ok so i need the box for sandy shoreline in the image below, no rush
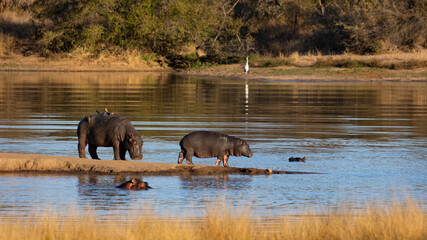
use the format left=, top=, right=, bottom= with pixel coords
left=181, top=63, right=427, bottom=82
left=1, top=53, right=426, bottom=82
left=0, top=153, right=320, bottom=175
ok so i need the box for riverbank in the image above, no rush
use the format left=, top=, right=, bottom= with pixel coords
left=183, top=51, right=427, bottom=82
left=1, top=52, right=426, bottom=81
left=0, top=153, right=320, bottom=175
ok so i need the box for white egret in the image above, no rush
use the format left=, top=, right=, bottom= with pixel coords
left=244, top=56, right=249, bottom=74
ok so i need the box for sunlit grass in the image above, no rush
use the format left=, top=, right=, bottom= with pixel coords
left=0, top=199, right=425, bottom=240
left=0, top=9, right=35, bottom=57
left=0, top=33, right=15, bottom=56
left=250, top=51, right=427, bottom=70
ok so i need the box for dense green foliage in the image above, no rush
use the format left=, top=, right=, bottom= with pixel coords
left=31, top=0, right=240, bottom=55
left=2, top=0, right=427, bottom=60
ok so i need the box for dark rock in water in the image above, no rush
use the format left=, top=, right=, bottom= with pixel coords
left=289, top=157, right=306, bottom=162
left=116, top=178, right=151, bottom=190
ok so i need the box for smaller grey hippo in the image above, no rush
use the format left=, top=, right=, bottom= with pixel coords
left=178, top=131, right=253, bottom=167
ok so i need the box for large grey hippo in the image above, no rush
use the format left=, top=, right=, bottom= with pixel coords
left=77, top=111, right=143, bottom=160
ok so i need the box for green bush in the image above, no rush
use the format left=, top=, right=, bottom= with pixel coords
left=1, top=0, right=422, bottom=63
left=31, top=0, right=246, bottom=57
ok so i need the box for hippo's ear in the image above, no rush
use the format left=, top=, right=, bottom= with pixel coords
left=241, top=140, right=246, bottom=145
left=127, top=132, right=134, bottom=139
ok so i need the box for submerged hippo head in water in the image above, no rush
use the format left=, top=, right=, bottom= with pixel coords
left=116, top=178, right=151, bottom=190
left=177, top=131, right=253, bottom=167
left=77, top=111, right=143, bottom=160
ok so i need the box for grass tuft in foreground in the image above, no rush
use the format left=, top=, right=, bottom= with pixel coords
left=0, top=199, right=425, bottom=240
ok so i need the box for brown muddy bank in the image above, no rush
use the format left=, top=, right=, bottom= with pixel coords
left=0, top=153, right=320, bottom=176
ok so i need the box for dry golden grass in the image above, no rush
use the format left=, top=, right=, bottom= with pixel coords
left=251, top=50, right=427, bottom=70
left=0, top=32, right=15, bottom=56
left=64, top=47, right=161, bottom=69
left=0, top=199, right=425, bottom=240
left=295, top=51, right=427, bottom=69
left=251, top=50, right=427, bottom=69
left=0, top=9, right=35, bottom=57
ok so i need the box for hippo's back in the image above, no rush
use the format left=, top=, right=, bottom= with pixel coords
left=180, top=131, right=228, bottom=146
left=79, top=113, right=132, bottom=145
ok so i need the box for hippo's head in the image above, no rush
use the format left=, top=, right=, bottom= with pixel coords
left=135, top=181, right=150, bottom=190
left=123, top=179, right=136, bottom=189
left=125, top=132, right=143, bottom=160
left=235, top=140, right=253, bottom=158
left=123, top=178, right=151, bottom=190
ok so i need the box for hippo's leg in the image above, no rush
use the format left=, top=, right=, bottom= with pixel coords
left=178, top=151, right=185, bottom=164
left=185, top=150, right=194, bottom=164
left=113, top=141, right=122, bottom=160
left=88, top=144, right=100, bottom=159
left=119, top=146, right=127, bottom=160
left=223, top=155, right=229, bottom=167
left=215, top=154, right=227, bottom=167
left=78, top=138, right=87, bottom=158
left=77, top=120, right=89, bottom=158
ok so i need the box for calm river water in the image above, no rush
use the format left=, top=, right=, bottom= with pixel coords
left=0, top=72, right=426, bottom=221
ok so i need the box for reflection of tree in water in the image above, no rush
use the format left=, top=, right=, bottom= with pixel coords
left=1, top=73, right=426, bottom=140
left=179, top=175, right=252, bottom=191
left=2, top=73, right=426, bottom=119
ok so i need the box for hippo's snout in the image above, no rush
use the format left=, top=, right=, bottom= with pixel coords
left=131, top=154, right=143, bottom=160
left=243, top=151, right=253, bottom=158
left=129, top=142, right=143, bottom=160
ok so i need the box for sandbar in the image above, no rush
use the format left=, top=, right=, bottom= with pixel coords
left=0, top=152, right=319, bottom=175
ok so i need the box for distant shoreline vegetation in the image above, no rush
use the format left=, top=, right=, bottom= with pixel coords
left=0, top=0, right=426, bottom=68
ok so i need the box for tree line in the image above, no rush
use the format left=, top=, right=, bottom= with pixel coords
left=2, top=0, right=427, bottom=60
